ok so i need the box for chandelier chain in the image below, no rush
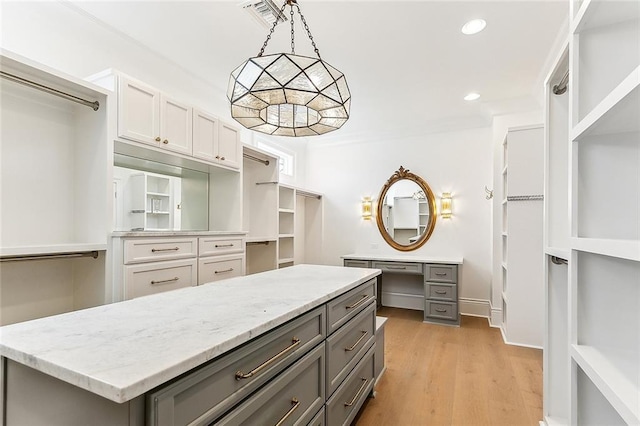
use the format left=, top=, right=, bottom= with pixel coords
left=257, top=1, right=288, bottom=57
left=294, top=3, right=321, bottom=58
left=290, top=6, right=295, bottom=54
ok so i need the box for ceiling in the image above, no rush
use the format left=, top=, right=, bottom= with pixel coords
left=68, top=0, right=568, bottom=139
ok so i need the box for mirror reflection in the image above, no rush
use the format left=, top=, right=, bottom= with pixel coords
left=113, top=154, right=209, bottom=231
left=376, top=166, right=436, bottom=251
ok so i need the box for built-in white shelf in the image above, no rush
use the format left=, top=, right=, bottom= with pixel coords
left=278, top=234, right=294, bottom=239
left=571, top=344, right=640, bottom=425
left=571, top=67, right=640, bottom=140
left=572, top=0, right=640, bottom=33
left=278, top=258, right=294, bottom=264
left=245, top=236, right=277, bottom=243
left=278, top=208, right=294, bottom=214
left=545, top=247, right=571, bottom=260
left=571, top=237, right=640, bottom=262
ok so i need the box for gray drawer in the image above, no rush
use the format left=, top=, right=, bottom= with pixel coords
left=326, top=302, right=376, bottom=396
left=425, top=264, right=458, bottom=283
left=325, top=345, right=375, bottom=426
left=425, top=300, right=458, bottom=321
left=343, top=259, right=371, bottom=268
left=214, top=343, right=325, bottom=426
left=147, top=306, right=326, bottom=426
left=372, top=261, right=422, bottom=275
left=308, top=407, right=325, bottom=426
left=327, top=279, right=376, bottom=335
left=425, top=283, right=457, bottom=302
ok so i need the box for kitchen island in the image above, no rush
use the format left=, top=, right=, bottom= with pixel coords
left=0, top=264, right=380, bottom=425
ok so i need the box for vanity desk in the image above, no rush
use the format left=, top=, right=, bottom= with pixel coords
left=342, top=254, right=463, bottom=326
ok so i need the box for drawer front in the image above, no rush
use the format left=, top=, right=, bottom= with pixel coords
left=327, top=279, right=376, bottom=335
left=326, top=302, right=376, bottom=396
left=425, top=283, right=457, bottom=302
left=198, top=237, right=244, bottom=257
left=326, top=345, right=375, bottom=426
left=425, top=264, right=458, bottom=283
left=308, top=407, right=325, bottom=426
left=198, top=256, right=243, bottom=285
left=125, top=258, right=196, bottom=300
left=343, top=259, right=371, bottom=268
left=215, top=343, right=325, bottom=426
left=123, top=237, right=197, bottom=264
left=371, top=261, right=422, bottom=275
left=147, top=307, right=326, bottom=426
left=425, top=300, right=458, bottom=321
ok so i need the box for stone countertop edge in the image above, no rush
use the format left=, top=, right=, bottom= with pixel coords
left=0, top=264, right=381, bottom=404
left=341, top=253, right=464, bottom=264
left=111, top=230, right=248, bottom=237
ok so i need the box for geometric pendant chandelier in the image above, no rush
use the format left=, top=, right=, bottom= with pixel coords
left=227, top=0, right=350, bottom=137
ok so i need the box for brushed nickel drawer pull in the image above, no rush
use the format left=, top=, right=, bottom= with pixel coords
left=151, top=277, right=179, bottom=285
left=235, top=337, right=301, bottom=380
left=387, top=266, right=407, bottom=270
left=435, top=308, right=447, bottom=313
left=346, top=294, right=369, bottom=310
left=151, top=247, right=179, bottom=253
left=344, top=378, right=368, bottom=407
left=274, top=398, right=300, bottom=426
left=435, top=290, right=448, bottom=295
left=214, top=268, right=234, bottom=274
left=345, top=331, right=368, bottom=351
left=435, top=272, right=447, bottom=276
left=214, top=243, right=234, bottom=248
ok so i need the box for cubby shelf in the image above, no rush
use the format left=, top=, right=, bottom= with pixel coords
left=572, top=0, right=640, bottom=34
left=571, top=344, right=640, bottom=425
left=571, top=237, right=640, bottom=262
left=544, top=246, right=571, bottom=260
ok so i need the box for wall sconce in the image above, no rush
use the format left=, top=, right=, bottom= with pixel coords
left=362, top=197, right=373, bottom=220
left=440, top=193, right=452, bottom=219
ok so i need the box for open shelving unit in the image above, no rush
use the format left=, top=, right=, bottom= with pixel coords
left=550, top=1, right=640, bottom=424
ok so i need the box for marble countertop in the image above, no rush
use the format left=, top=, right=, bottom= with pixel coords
left=111, top=230, right=248, bottom=237
left=0, top=264, right=380, bottom=404
left=342, top=253, right=463, bottom=264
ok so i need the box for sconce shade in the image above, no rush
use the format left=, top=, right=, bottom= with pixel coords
left=441, top=192, right=452, bottom=218
left=228, top=53, right=350, bottom=137
left=362, top=197, right=373, bottom=220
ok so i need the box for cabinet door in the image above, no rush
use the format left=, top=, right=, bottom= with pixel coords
left=160, top=95, right=192, bottom=156
left=118, top=76, right=160, bottom=146
left=192, top=109, right=218, bottom=162
left=217, top=122, right=241, bottom=170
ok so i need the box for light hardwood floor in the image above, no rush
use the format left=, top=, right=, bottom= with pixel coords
left=353, top=307, right=542, bottom=426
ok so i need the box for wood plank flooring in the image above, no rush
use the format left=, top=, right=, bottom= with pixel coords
left=353, top=307, right=542, bottom=426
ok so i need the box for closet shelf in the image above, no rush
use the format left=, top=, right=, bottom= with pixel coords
left=245, top=236, right=277, bottom=244
left=278, top=234, right=294, bottom=239
left=571, top=67, right=640, bottom=141
left=572, top=0, right=640, bottom=34
left=571, top=345, right=640, bottom=425
left=278, top=258, right=294, bottom=264
left=545, top=246, right=570, bottom=260
left=146, top=191, right=170, bottom=197
left=570, top=237, right=640, bottom=262
left=278, top=208, right=294, bottom=214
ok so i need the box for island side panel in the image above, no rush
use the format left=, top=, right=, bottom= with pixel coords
left=3, top=358, right=144, bottom=426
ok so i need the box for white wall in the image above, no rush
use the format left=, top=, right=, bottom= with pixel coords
left=305, top=127, right=494, bottom=308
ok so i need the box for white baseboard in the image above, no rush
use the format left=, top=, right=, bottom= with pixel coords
left=459, top=297, right=490, bottom=318
left=490, top=306, right=503, bottom=328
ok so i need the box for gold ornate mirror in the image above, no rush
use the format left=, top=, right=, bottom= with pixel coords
left=376, top=166, right=437, bottom=251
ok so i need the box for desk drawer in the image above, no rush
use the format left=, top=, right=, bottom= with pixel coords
left=326, top=345, right=375, bottom=426
left=327, top=279, right=376, bottom=335
left=425, top=300, right=458, bottom=321
left=124, top=237, right=197, bottom=264
left=372, top=261, right=422, bottom=275
left=199, top=237, right=243, bottom=257
left=124, top=258, right=196, bottom=300
left=326, top=302, right=376, bottom=396
left=198, top=255, right=243, bottom=285
left=215, top=343, right=325, bottom=426
left=425, top=283, right=457, bottom=302
left=147, top=307, right=326, bottom=426
left=343, top=259, right=371, bottom=268
left=425, top=264, right=458, bottom=283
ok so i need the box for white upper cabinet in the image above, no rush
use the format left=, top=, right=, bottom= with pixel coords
left=193, top=109, right=240, bottom=169
left=160, top=95, right=192, bottom=155
left=118, top=76, right=160, bottom=146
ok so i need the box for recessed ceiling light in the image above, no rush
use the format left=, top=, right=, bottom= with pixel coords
left=461, top=19, right=487, bottom=35
left=464, top=93, right=481, bottom=101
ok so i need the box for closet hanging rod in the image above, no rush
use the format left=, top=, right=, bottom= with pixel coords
left=1, top=71, right=100, bottom=111
left=246, top=241, right=270, bottom=246
left=507, top=195, right=544, bottom=201
left=0, top=250, right=100, bottom=263
left=551, top=256, right=568, bottom=265
left=297, top=191, right=321, bottom=200
left=553, top=69, right=569, bottom=95
left=243, top=153, right=270, bottom=166
left=255, top=181, right=278, bottom=185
